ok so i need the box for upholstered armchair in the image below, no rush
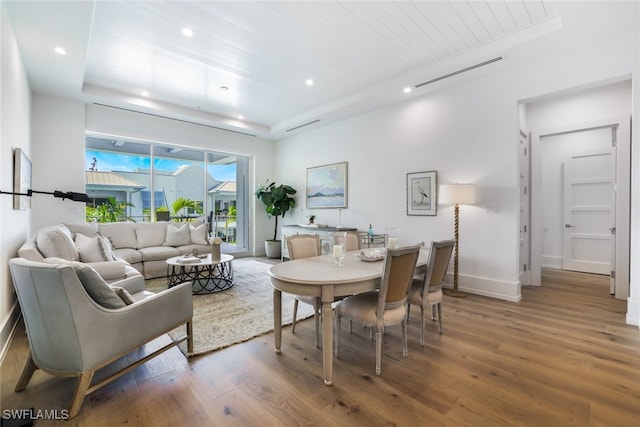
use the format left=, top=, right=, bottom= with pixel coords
left=8, top=258, right=193, bottom=418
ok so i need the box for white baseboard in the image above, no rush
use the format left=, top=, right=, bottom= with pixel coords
left=541, top=255, right=563, bottom=269
left=0, top=301, right=21, bottom=365
left=445, top=272, right=521, bottom=302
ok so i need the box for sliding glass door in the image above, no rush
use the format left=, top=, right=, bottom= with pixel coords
left=85, top=136, right=249, bottom=253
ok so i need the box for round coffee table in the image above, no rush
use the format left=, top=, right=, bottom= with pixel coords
left=166, top=254, right=234, bottom=294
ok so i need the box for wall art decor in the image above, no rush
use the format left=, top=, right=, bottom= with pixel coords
left=407, top=170, right=437, bottom=216
left=306, top=161, right=348, bottom=209
left=14, top=148, right=32, bottom=210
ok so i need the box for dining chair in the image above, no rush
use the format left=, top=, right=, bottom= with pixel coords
left=334, top=244, right=421, bottom=375
left=286, top=234, right=323, bottom=347
left=407, top=240, right=455, bottom=345
left=345, top=231, right=360, bottom=251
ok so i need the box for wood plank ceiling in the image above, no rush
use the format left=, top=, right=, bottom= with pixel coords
left=83, top=1, right=554, bottom=133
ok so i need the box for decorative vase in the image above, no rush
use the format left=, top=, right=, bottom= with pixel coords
left=211, top=243, right=221, bottom=261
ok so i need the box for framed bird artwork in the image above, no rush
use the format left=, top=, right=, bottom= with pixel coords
left=407, top=171, right=437, bottom=216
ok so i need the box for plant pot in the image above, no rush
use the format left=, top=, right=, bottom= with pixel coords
left=265, top=240, right=282, bottom=259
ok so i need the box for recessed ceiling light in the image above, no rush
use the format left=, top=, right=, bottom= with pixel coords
left=182, top=28, right=193, bottom=37
left=238, top=115, right=244, bottom=120
left=141, top=91, right=149, bottom=97
left=54, top=46, right=66, bottom=55
left=305, top=79, right=314, bottom=86
left=403, top=87, right=412, bottom=93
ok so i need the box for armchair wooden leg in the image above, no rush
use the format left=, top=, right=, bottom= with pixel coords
left=68, top=370, right=94, bottom=419
left=15, top=353, right=38, bottom=392
left=437, top=303, right=443, bottom=334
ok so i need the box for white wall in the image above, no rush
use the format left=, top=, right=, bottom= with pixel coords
left=30, top=94, right=87, bottom=231
left=275, top=28, right=639, bottom=305
left=526, top=81, right=632, bottom=268
left=1, top=3, right=32, bottom=357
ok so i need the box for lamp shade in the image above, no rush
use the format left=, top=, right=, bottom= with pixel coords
left=439, top=184, right=476, bottom=205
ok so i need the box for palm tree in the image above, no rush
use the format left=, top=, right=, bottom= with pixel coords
left=171, top=197, right=201, bottom=219
left=94, top=197, right=134, bottom=222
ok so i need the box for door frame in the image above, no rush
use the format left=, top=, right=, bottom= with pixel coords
left=530, top=115, right=630, bottom=299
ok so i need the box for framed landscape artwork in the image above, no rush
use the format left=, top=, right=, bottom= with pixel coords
left=407, top=170, right=437, bottom=216
left=13, top=148, right=32, bottom=210
left=306, top=162, right=348, bottom=209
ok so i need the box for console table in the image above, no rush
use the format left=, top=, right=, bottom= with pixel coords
left=281, top=225, right=385, bottom=260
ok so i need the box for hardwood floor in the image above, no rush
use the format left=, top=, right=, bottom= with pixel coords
left=2, top=268, right=639, bottom=426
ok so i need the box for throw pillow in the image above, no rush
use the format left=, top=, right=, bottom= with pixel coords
left=97, top=233, right=117, bottom=261
left=36, top=225, right=79, bottom=261
left=164, top=223, right=191, bottom=246
left=189, top=223, right=209, bottom=245
left=75, top=233, right=109, bottom=263
left=112, top=286, right=136, bottom=305
left=134, top=222, right=167, bottom=248
left=71, top=263, right=126, bottom=309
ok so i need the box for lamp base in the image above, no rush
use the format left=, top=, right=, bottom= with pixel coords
left=443, top=288, right=468, bottom=298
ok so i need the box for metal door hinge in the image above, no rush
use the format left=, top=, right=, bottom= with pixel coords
left=611, top=271, right=616, bottom=279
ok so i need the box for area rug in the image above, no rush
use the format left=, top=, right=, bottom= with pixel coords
left=145, top=258, right=315, bottom=357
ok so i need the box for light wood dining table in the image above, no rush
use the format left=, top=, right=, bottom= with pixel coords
left=268, top=247, right=430, bottom=385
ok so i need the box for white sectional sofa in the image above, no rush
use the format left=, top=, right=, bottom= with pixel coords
left=18, top=220, right=212, bottom=280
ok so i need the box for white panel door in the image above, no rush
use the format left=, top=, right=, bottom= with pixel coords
left=562, top=150, right=613, bottom=275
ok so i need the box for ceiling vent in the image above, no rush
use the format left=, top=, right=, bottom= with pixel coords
left=286, top=119, right=321, bottom=132
left=414, top=56, right=503, bottom=88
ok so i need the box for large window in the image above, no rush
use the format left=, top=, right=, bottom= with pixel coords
left=85, top=136, right=249, bottom=253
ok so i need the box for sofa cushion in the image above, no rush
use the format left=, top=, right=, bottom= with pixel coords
left=189, top=223, right=209, bottom=245
left=44, top=257, right=128, bottom=282
left=112, top=248, right=143, bottom=265
left=134, top=222, right=167, bottom=248
left=164, top=223, right=191, bottom=246
left=75, top=233, right=109, bottom=263
left=99, top=222, right=137, bottom=249
left=36, top=225, right=79, bottom=261
left=18, top=238, right=45, bottom=262
left=138, top=246, right=180, bottom=262
left=71, top=262, right=126, bottom=309
left=64, top=222, right=99, bottom=239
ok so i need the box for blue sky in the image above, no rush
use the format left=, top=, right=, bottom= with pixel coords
left=86, top=150, right=236, bottom=182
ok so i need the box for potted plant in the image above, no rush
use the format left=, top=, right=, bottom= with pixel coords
left=255, top=180, right=297, bottom=258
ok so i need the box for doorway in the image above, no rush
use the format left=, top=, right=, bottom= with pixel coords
left=529, top=116, right=630, bottom=299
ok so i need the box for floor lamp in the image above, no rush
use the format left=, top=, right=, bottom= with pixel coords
left=439, top=184, right=476, bottom=297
